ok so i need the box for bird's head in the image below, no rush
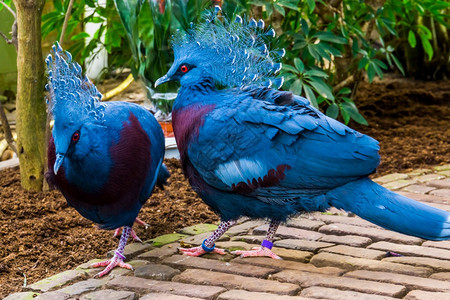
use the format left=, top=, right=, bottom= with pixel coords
left=155, top=6, right=285, bottom=90
left=46, top=42, right=106, bottom=175
left=51, top=120, right=105, bottom=175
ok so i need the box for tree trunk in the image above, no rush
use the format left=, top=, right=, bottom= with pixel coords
left=12, top=0, right=47, bottom=191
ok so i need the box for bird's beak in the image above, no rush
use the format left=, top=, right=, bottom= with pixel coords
left=54, top=153, right=65, bottom=175
left=155, top=75, right=170, bottom=88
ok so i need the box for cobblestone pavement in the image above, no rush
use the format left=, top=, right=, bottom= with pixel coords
left=5, top=165, right=450, bottom=300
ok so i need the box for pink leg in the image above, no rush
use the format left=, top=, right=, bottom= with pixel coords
left=134, top=217, right=150, bottom=229
left=113, top=217, right=149, bottom=240
left=232, top=220, right=282, bottom=259
left=179, top=220, right=236, bottom=257
left=91, top=226, right=134, bottom=277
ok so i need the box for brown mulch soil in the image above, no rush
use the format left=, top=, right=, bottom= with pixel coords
left=0, top=79, right=449, bottom=298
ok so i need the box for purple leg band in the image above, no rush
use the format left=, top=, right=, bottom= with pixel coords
left=115, top=251, right=126, bottom=260
left=261, top=239, right=273, bottom=249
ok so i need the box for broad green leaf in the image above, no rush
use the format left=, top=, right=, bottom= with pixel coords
left=278, top=0, right=299, bottom=10
left=367, top=63, right=376, bottom=83
left=326, top=103, right=339, bottom=119
left=290, top=79, right=303, bottom=95
left=358, top=57, right=369, bottom=70
left=71, top=32, right=90, bottom=41
left=308, top=77, right=334, bottom=100
left=307, top=44, right=322, bottom=61
left=283, top=64, right=300, bottom=74
left=337, top=87, right=352, bottom=95
left=306, top=0, right=315, bottom=13
left=301, top=19, right=309, bottom=36
left=371, top=61, right=384, bottom=79
left=304, top=69, right=329, bottom=78
left=341, top=102, right=368, bottom=125
left=313, top=32, right=347, bottom=44
left=418, top=25, right=432, bottom=39
left=339, top=104, right=350, bottom=124
left=294, top=58, right=305, bottom=73
left=391, top=54, right=405, bottom=75
left=408, top=30, right=416, bottom=48
left=373, top=59, right=388, bottom=70
left=274, top=3, right=285, bottom=16
left=420, top=37, right=433, bottom=60
left=304, top=85, right=318, bottom=108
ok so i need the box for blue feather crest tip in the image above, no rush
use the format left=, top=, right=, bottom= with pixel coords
left=46, top=42, right=105, bottom=122
left=171, top=8, right=285, bottom=89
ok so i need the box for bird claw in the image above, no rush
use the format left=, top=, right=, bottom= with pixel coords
left=134, top=217, right=150, bottom=229
left=232, top=247, right=282, bottom=260
left=91, top=257, right=134, bottom=278
left=178, top=246, right=227, bottom=257
left=129, top=229, right=143, bottom=243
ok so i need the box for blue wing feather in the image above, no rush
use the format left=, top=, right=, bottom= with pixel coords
left=187, top=87, right=380, bottom=205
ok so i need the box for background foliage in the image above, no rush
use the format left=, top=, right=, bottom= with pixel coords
left=40, top=0, right=450, bottom=124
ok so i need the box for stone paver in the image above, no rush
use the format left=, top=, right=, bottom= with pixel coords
left=134, top=263, right=180, bottom=280
left=383, top=179, right=416, bottom=190
left=5, top=166, right=450, bottom=300
left=319, top=234, right=373, bottom=247
left=345, top=270, right=450, bottom=292
left=383, top=256, right=450, bottom=272
left=107, top=276, right=226, bottom=299
left=319, top=223, right=423, bottom=245
left=232, top=256, right=345, bottom=275
left=173, top=269, right=300, bottom=295
left=430, top=189, right=450, bottom=198
left=272, top=270, right=406, bottom=297
left=253, top=224, right=324, bottom=240
left=401, top=184, right=436, bottom=194
left=416, top=174, right=446, bottom=183
left=138, top=243, right=178, bottom=261
left=179, top=223, right=218, bottom=235
left=434, top=164, right=450, bottom=171
left=368, top=241, right=450, bottom=260
left=163, top=254, right=276, bottom=277
left=217, top=290, right=309, bottom=300
left=80, top=289, right=136, bottom=300
left=300, top=286, right=397, bottom=300
left=430, top=272, right=450, bottom=281
left=146, top=233, right=187, bottom=247
left=140, top=293, right=202, bottom=300
left=404, top=290, right=450, bottom=300
left=274, top=238, right=334, bottom=252
left=311, top=252, right=432, bottom=276
left=311, top=213, right=380, bottom=228
left=57, top=278, right=108, bottom=296
left=426, top=177, right=450, bottom=188
left=320, top=244, right=386, bottom=260
left=285, top=218, right=325, bottom=231
left=374, top=173, right=409, bottom=184
left=27, top=269, right=88, bottom=292
left=4, top=292, right=41, bottom=300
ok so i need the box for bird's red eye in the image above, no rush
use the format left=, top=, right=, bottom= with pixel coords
left=72, top=132, right=80, bottom=142
left=180, top=65, right=189, bottom=73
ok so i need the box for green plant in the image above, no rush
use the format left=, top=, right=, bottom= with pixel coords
left=42, top=0, right=131, bottom=72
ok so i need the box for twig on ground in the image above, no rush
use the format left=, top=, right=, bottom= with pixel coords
left=0, top=101, right=17, bottom=155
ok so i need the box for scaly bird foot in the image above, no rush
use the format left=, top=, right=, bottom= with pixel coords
left=113, top=228, right=143, bottom=243
left=232, top=247, right=282, bottom=259
left=179, top=245, right=227, bottom=257
left=91, top=255, right=133, bottom=278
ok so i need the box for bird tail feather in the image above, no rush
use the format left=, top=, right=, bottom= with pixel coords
left=156, top=163, right=170, bottom=189
left=326, top=177, right=450, bottom=240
